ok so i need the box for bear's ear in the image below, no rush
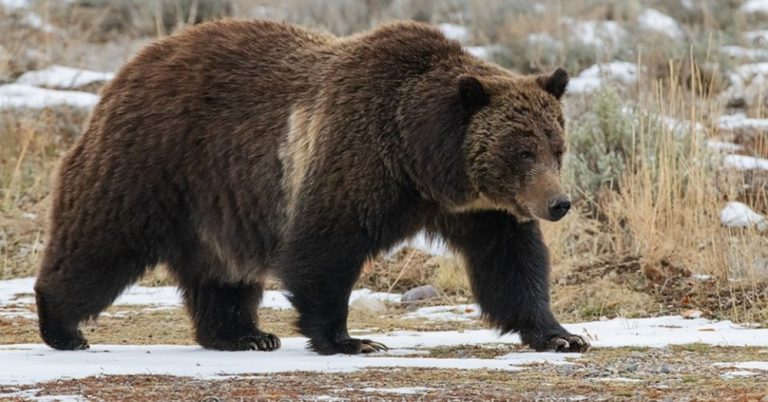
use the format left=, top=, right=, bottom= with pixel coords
left=457, top=75, right=489, bottom=111
left=536, top=67, right=569, bottom=100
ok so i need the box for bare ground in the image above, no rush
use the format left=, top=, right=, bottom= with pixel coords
left=0, top=346, right=767, bottom=401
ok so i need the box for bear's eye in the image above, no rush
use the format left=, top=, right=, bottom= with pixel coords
left=518, top=151, right=535, bottom=161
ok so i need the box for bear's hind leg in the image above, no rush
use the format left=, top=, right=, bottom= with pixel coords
left=181, top=280, right=280, bottom=351
left=35, top=249, right=148, bottom=350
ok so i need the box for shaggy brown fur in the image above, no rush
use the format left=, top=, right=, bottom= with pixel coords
left=35, top=19, right=588, bottom=354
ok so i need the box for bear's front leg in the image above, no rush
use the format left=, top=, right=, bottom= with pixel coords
left=435, top=211, right=590, bottom=353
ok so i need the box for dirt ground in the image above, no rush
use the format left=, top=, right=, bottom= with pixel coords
left=2, top=301, right=768, bottom=401
left=0, top=346, right=767, bottom=401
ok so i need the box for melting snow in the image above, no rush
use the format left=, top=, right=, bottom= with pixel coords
left=742, top=0, right=768, bottom=14
left=0, top=84, right=99, bottom=109
left=403, top=304, right=481, bottom=322
left=723, top=154, right=768, bottom=171
left=568, top=62, right=638, bottom=94
left=1, top=316, right=768, bottom=385
left=17, top=65, right=114, bottom=89
left=465, top=45, right=502, bottom=61
left=0, top=342, right=566, bottom=385
left=437, top=23, right=469, bottom=43
left=717, top=113, right=768, bottom=131
left=637, top=9, right=684, bottom=40
left=0, top=277, right=401, bottom=313
left=0, top=0, right=30, bottom=11
left=720, top=201, right=768, bottom=231
left=0, top=389, right=87, bottom=401
left=564, top=19, right=627, bottom=50
left=707, top=140, right=743, bottom=152
left=527, top=32, right=560, bottom=48
left=721, top=46, right=768, bottom=59
left=21, top=12, right=60, bottom=34
left=714, top=361, right=768, bottom=371
left=745, top=30, right=768, bottom=46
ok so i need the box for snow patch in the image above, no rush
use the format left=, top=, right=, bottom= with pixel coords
left=718, top=113, right=768, bottom=131
left=0, top=389, right=87, bottom=401
left=720, top=370, right=758, bottom=378
left=721, top=46, right=768, bottom=59
left=403, top=304, right=481, bottom=322
left=0, top=0, right=30, bottom=11
left=742, top=0, right=768, bottom=14
left=722, top=64, right=768, bottom=106
left=568, top=62, right=639, bottom=94
left=0, top=342, right=563, bottom=385
left=0, top=84, right=99, bottom=109
left=707, top=140, right=743, bottom=152
left=723, top=154, right=768, bottom=171
left=745, top=30, right=768, bottom=46
left=2, top=316, right=768, bottom=385
left=17, top=65, right=114, bottom=89
left=564, top=19, right=627, bottom=50
left=438, top=23, right=469, bottom=43
left=714, top=361, right=768, bottom=372
left=720, top=201, right=768, bottom=231
left=0, top=277, right=400, bottom=312
left=22, top=13, right=58, bottom=34
left=638, top=9, right=684, bottom=40
left=527, top=32, right=560, bottom=48
left=465, top=45, right=502, bottom=61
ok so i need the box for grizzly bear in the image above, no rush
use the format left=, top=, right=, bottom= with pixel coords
left=34, top=19, right=589, bottom=355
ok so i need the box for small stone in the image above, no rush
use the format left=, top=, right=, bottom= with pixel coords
left=660, top=364, right=674, bottom=374
left=349, top=296, right=387, bottom=313
left=401, top=285, right=439, bottom=304
left=624, top=363, right=638, bottom=372
left=681, top=309, right=703, bottom=319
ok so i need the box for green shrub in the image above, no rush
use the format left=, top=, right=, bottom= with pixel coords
left=566, top=86, right=634, bottom=207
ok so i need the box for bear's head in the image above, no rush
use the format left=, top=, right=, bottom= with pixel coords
left=458, top=68, right=570, bottom=222
left=399, top=67, right=571, bottom=222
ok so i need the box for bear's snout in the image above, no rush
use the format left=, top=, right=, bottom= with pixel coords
left=547, top=195, right=571, bottom=221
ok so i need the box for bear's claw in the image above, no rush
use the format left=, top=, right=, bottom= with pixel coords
left=246, top=332, right=281, bottom=351
left=358, top=339, right=389, bottom=353
left=314, top=338, right=389, bottom=355
left=549, top=334, right=590, bottom=353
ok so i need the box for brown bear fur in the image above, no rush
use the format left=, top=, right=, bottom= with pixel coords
left=35, top=19, right=588, bottom=354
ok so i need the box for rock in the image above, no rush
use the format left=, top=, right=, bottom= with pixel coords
left=681, top=309, right=703, bottom=319
left=349, top=296, right=387, bottom=313
left=401, top=285, right=439, bottom=304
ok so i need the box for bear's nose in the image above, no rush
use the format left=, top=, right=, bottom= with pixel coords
left=548, top=196, right=571, bottom=221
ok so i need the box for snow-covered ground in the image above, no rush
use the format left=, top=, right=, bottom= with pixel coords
left=1, top=315, right=768, bottom=385
left=3, top=277, right=768, bottom=386
left=742, top=0, right=768, bottom=14
left=565, top=19, right=627, bottom=50
left=637, top=8, right=684, bottom=40
left=568, top=61, right=639, bottom=94
left=0, top=277, right=401, bottom=316
left=0, top=65, right=114, bottom=110
left=16, top=65, right=114, bottom=89
left=0, top=84, right=99, bottom=109
left=720, top=201, right=768, bottom=231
